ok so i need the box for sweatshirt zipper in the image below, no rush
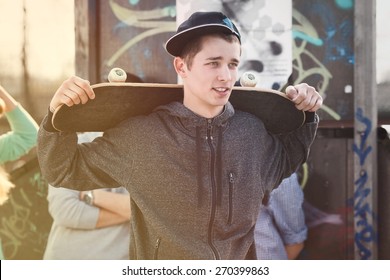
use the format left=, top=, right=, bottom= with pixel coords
left=228, top=172, right=234, bottom=225
left=153, top=238, right=161, bottom=260
left=206, top=119, right=220, bottom=260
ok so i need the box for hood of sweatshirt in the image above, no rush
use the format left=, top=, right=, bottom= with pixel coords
left=154, top=101, right=235, bottom=134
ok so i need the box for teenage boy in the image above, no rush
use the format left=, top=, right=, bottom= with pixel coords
left=38, top=11, right=322, bottom=259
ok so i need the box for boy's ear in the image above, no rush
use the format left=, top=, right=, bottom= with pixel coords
left=174, top=57, right=187, bottom=78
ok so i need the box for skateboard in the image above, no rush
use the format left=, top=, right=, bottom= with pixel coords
left=52, top=83, right=305, bottom=134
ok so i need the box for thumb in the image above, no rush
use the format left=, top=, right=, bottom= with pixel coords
left=285, top=85, right=298, bottom=101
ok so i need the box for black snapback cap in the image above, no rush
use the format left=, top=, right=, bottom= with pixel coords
left=165, top=11, right=241, bottom=57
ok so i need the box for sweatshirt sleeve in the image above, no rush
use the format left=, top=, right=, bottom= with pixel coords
left=0, top=105, right=39, bottom=164
left=265, top=113, right=319, bottom=195
left=37, top=114, right=124, bottom=191
left=47, top=185, right=99, bottom=229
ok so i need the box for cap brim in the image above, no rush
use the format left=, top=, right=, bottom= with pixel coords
left=165, top=24, right=240, bottom=57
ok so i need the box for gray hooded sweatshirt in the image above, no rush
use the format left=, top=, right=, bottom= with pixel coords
left=38, top=101, right=318, bottom=260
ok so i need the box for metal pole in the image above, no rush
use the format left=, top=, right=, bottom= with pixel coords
left=74, top=0, right=98, bottom=83
left=353, top=0, right=377, bottom=259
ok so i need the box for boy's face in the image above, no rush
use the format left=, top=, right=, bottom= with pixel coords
left=176, top=35, right=241, bottom=118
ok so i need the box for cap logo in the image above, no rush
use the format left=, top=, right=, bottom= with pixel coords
left=223, top=18, right=234, bottom=30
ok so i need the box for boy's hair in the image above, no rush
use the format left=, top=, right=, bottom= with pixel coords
left=180, top=33, right=241, bottom=70
left=0, top=166, right=15, bottom=205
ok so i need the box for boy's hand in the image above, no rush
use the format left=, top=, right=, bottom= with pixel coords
left=285, top=83, right=323, bottom=112
left=49, top=76, right=95, bottom=113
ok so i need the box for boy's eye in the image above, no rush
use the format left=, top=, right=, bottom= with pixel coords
left=229, top=63, right=238, bottom=68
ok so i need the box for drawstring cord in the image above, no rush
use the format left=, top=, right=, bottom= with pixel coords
left=216, top=128, right=223, bottom=206
left=196, top=126, right=204, bottom=206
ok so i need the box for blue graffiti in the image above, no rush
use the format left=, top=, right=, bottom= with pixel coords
left=292, top=31, right=324, bottom=46
left=352, top=107, right=376, bottom=260
left=352, top=108, right=372, bottom=165
left=296, top=0, right=354, bottom=65
left=335, top=0, right=354, bottom=10
left=128, top=0, right=139, bottom=5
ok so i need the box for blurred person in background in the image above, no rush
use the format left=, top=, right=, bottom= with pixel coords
left=0, top=84, right=39, bottom=260
left=43, top=132, right=131, bottom=260
left=255, top=172, right=307, bottom=259
left=0, top=84, right=38, bottom=164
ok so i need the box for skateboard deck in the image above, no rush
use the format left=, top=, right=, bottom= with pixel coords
left=52, top=83, right=305, bottom=134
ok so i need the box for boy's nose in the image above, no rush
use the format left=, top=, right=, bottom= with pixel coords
left=217, top=65, right=232, bottom=81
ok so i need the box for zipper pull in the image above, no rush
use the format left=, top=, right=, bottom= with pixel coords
left=207, top=119, right=213, bottom=130
left=229, top=172, right=234, bottom=183
left=207, top=119, right=213, bottom=140
left=155, top=238, right=161, bottom=248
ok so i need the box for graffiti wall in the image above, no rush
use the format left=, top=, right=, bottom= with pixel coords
left=292, top=0, right=386, bottom=260
left=292, top=0, right=355, bottom=259
left=0, top=157, right=52, bottom=260
left=96, top=0, right=293, bottom=88
left=352, top=108, right=377, bottom=259
left=96, top=0, right=355, bottom=120
left=98, top=0, right=177, bottom=83
left=292, top=0, right=354, bottom=122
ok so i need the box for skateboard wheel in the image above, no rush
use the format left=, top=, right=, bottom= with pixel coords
left=240, top=72, right=258, bottom=87
left=108, top=68, right=127, bottom=83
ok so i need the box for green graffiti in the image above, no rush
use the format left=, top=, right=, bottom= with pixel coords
left=0, top=189, right=47, bottom=259
left=29, top=172, right=47, bottom=198
left=293, top=8, right=341, bottom=121
left=106, top=0, right=176, bottom=67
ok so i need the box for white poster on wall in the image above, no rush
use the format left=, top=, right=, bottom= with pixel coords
left=176, top=0, right=292, bottom=90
